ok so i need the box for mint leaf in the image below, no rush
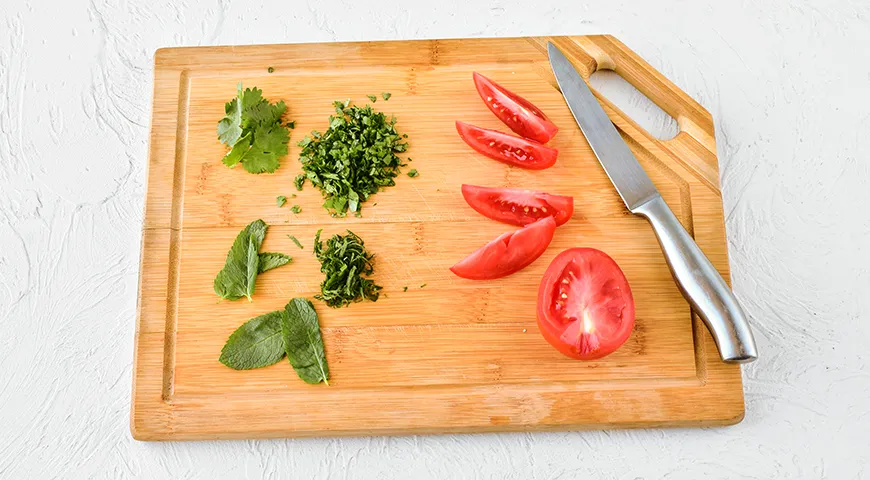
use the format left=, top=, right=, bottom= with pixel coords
left=290, top=204, right=302, bottom=214
left=258, top=252, right=291, bottom=273
left=407, top=169, right=419, bottom=178
left=282, top=298, right=329, bottom=384
left=219, top=310, right=285, bottom=370
left=245, top=235, right=259, bottom=302
left=276, top=195, right=287, bottom=207
left=287, top=235, right=304, bottom=249
left=367, top=94, right=377, bottom=103
left=314, top=229, right=381, bottom=308
left=382, top=92, right=391, bottom=101
left=214, top=220, right=268, bottom=301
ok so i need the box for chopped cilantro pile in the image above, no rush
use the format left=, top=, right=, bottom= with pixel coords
left=297, top=100, right=409, bottom=217
left=313, top=229, right=382, bottom=308
left=217, top=83, right=290, bottom=174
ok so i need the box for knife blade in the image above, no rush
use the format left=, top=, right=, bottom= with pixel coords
left=547, top=42, right=758, bottom=363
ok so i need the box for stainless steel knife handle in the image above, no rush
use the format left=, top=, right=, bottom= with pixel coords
left=633, top=195, right=758, bottom=363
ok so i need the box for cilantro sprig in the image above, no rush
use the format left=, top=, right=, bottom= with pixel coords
left=217, top=83, right=290, bottom=174
left=297, top=100, right=408, bottom=217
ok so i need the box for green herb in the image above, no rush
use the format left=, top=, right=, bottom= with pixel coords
left=217, top=83, right=290, bottom=174
left=294, top=174, right=305, bottom=191
left=367, top=94, right=377, bottom=103
left=213, top=220, right=266, bottom=301
left=313, top=229, right=381, bottom=308
left=291, top=205, right=302, bottom=214
left=407, top=169, right=419, bottom=178
left=219, top=298, right=331, bottom=385
left=287, top=235, right=304, bottom=249
left=291, top=194, right=297, bottom=198
left=297, top=101, right=409, bottom=216
left=258, top=252, right=292, bottom=273
left=219, top=310, right=285, bottom=369
left=382, top=92, right=391, bottom=101
left=268, top=67, right=274, bottom=73
left=403, top=286, right=408, bottom=292
left=407, top=157, right=413, bottom=162
left=213, top=220, right=290, bottom=301
left=276, top=195, right=287, bottom=207
left=282, top=298, right=330, bottom=384
left=287, top=121, right=295, bottom=129
left=420, top=283, right=427, bottom=288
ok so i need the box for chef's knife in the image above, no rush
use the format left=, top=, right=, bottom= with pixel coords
left=547, top=42, right=757, bottom=363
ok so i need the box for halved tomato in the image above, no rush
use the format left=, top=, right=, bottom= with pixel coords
left=473, top=72, right=559, bottom=143
left=461, top=184, right=574, bottom=227
left=456, top=122, right=558, bottom=170
left=450, top=217, right=556, bottom=280
left=537, top=248, right=635, bottom=360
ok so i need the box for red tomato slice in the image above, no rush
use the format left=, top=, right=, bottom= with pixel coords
left=537, top=248, right=635, bottom=360
left=473, top=72, right=559, bottom=143
left=450, top=217, right=556, bottom=280
left=461, top=184, right=574, bottom=227
left=456, top=121, right=558, bottom=170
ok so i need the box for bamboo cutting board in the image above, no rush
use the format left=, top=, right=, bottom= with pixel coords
left=131, top=35, right=744, bottom=441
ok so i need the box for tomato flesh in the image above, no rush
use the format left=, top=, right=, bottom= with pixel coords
left=461, top=184, right=573, bottom=227
left=450, top=217, right=556, bottom=280
left=473, top=72, right=559, bottom=144
left=456, top=121, right=558, bottom=170
left=537, top=248, right=635, bottom=360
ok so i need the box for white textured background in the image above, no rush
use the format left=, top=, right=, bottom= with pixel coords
left=1, top=0, right=869, bottom=478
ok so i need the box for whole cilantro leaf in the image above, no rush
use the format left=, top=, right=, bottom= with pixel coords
left=217, top=83, right=291, bottom=174
left=240, top=123, right=290, bottom=174
left=258, top=252, right=292, bottom=273
left=221, top=132, right=252, bottom=168
left=213, top=220, right=268, bottom=301
left=282, top=298, right=329, bottom=384
left=244, top=98, right=287, bottom=130
left=219, top=310, right=286, bottom=370
left=217, top=97, right=243, bottom=146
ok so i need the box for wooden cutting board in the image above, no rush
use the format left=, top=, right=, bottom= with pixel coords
left=131, top=35, right=743, bottom=441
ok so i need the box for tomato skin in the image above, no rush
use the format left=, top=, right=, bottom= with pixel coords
left=537, top=248, right=635, bottom=360
left=461, top=184, right=574, bottom=227
left=473, top=72, right=559, bottom=143
left=450, top=217, right=557, bottom=280
left=456, top=122, right=558, bottom=170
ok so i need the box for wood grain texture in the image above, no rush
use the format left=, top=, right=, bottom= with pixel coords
left=131, top=35, right=743, bottom=441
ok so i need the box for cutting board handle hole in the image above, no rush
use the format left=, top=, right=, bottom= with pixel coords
left=589, top=70, right=679, bottom=141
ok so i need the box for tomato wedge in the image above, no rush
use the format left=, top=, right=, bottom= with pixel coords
left=461, top=184, right=574, bottom=227
left=450, top=217, right=556, bottom=280
left=537, top=248, right=635, bottom=360
left=473, top=72, right=559, bottom=143
left=456, top=122, right=558, bottom=170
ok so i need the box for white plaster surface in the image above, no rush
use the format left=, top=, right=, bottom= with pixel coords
left=1, top=0, right=869, bottom=478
